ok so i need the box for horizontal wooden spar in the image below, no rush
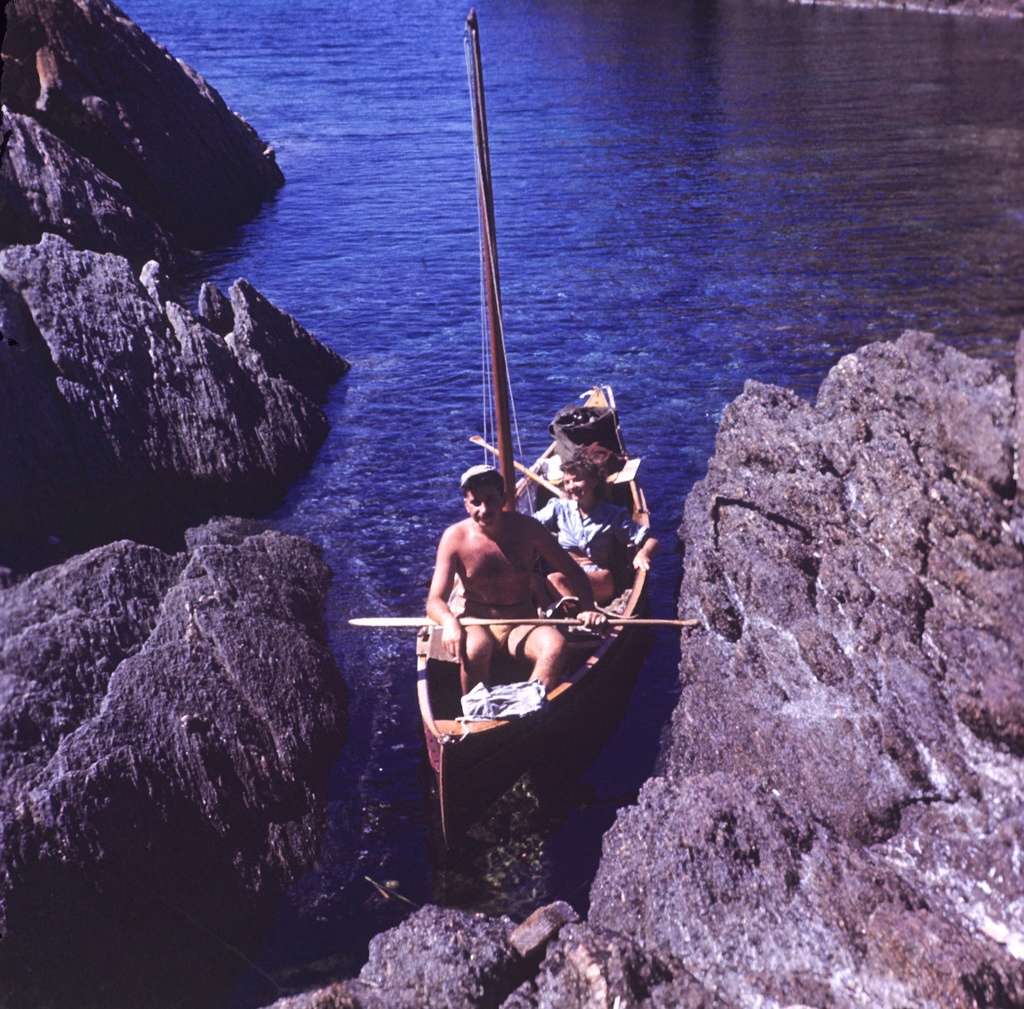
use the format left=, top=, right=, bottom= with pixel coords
left=349, top=616, right=700, bottom=629
left=468, top=434, right=642, bottom=490
left=468, top=434, right=565, bottom=498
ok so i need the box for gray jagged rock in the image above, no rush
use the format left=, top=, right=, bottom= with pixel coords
left=591, top=773, right=1023, bottom=1008
left=198, top=279, right=235, bottom=336
left=358, top=906, right=525, bottom=1008
left=502, top=923, right=728, bottom=1009
left=262, top=907, right=529, bottom=1009
left=262, top=907, right=725, bottom=1009
left=584, top=331, right=1024, bottom=1007
left=227, top=278, right=346, bottom=404
left=0, top=108, right=179, bottom=266
left=0, top=517, right=346, bottom=1008
left=0, top=234, right=349, bottom=568
left=1, top=0, right=284, bottom=247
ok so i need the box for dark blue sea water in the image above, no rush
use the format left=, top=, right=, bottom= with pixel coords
left=121, top=0, right=1024, bottom=1000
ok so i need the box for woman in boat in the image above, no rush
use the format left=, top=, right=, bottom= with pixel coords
left=534, top=444, right=658, bottom=607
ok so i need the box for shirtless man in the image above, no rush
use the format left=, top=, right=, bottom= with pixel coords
left=426, top=465, right=606, bottom=695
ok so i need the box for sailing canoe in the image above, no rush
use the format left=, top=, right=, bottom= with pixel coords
left=417, top=386, right=651, bottom=846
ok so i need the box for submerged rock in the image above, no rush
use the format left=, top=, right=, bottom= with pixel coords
left=587, top=331, right=1024, bottom=1007
left=0, top=233, right=349, bottom=568
left=0, top=518, right=346, bottom=1007
left=1, top=0, right=284, bottom=247
left=0, top=109, right=178, bottom=266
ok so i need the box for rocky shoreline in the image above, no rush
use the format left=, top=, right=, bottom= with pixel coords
left=1, top=2, right=350, bottom=1006
left=267, top=332, right=1023, bottom=1009
left=583, top=331, right=1024, bottom=1008
left=0, top=519, right=347, bottom=1008
left=2, top=1, right=1023, bottom=1008
left=1, top=1, right=351, bottom=574
left=0, top=234, right=348, bottom=568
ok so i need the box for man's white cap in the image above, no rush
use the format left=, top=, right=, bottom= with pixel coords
left=460, top=463, right=503, bottom=490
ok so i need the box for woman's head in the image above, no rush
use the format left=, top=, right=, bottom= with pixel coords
left=561, top=444, right=623, bottom=501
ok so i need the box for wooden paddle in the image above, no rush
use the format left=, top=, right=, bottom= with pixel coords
left=350, top=616, right=700, bottom=628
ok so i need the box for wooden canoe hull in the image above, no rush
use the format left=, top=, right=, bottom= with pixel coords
left=423, top=615, right=648, bottom=845
left=418, top=385, right=652, bottom=846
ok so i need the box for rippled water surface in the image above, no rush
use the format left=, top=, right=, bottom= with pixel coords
left=121, top=0, right=1024, bottom=999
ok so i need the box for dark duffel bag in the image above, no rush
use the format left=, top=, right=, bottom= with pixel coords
left=549, top=404, right=619, bottom=459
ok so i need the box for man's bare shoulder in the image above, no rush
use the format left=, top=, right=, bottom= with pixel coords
left=438, top=518, right=474, bottom=549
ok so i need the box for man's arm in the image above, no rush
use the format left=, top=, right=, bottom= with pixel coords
left=426, top=527, right=463, bottom=659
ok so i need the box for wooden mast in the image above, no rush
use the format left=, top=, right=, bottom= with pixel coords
left=466, top=8, right=515, bottom=510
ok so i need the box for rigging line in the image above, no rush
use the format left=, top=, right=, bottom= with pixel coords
left=466, top=29, right=493, bottom=459
left=475, top=151, right=508, bottom=446
left=480, top=213, right=495, bottom=456
left=481, top=248, right=493, bottom=456
left=504, top=354, right=534, bottom=513
left=465, top=19, right=528, bottom=507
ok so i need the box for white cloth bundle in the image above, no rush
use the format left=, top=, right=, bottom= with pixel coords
left=460, top=679, right=546, bottom=721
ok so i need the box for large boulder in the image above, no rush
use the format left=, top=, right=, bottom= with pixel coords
left=503, top=922, right=728, bottom=1009
left=0, top=234, right=349, bottom=568
left=260, top=905, right=728, bottom=1009
left=585, top=332, right=1024, bottom=1007
left=0, top=518, right=346, bottom=1008
left=1, top=0, right=284, bottom=247
left=0, top=108, right=178, bottom=266
left=263, top=906, right=532, bottom=1009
